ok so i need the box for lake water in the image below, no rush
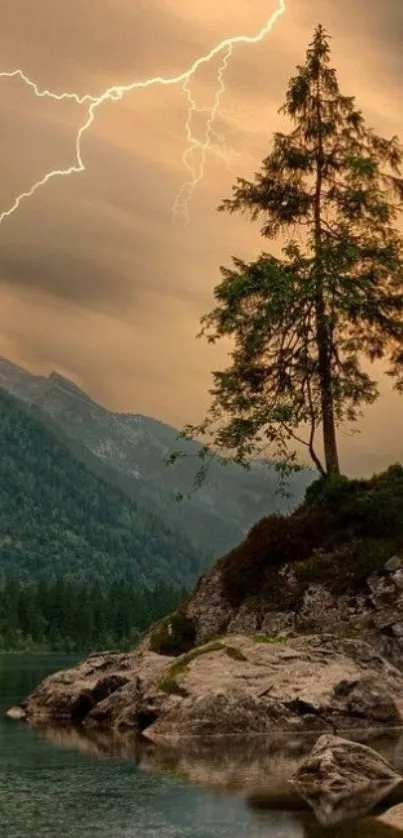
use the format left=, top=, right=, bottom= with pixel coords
left=1, top=654, right=403, bottom=838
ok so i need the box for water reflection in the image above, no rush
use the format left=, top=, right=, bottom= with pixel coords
left=32, top=724, right=403, bottom=789
left=30, top=725, right=322, bottom=790
left=4, top=721, right=403, bottom=838
left=31, top=723, right=403, bottom=833
left=3, top=654, right=403, bottom=838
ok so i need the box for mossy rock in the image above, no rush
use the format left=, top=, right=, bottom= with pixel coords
left=159, top=640, right=226, bottom=693
left=157, top=677, right=188, bottom=696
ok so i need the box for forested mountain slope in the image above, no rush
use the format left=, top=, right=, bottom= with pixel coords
left=0, top=389, right=202, bottom=589
left=0, top=356, right=314, bottom=555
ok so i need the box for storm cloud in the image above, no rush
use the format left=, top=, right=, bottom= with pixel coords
left=0, top=0, right=402, bottom=475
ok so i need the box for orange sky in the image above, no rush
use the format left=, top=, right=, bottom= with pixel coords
left=0, top=0, right=402, bottom=475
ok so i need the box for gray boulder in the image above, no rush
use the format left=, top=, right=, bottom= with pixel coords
left=292, top=734, right=403, bottom=826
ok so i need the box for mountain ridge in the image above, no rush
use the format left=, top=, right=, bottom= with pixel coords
left=0, top=355, right=314, bottom=556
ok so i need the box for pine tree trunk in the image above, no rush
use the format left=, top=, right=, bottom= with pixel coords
left=314, top=72, right=340, bottom=478
left=315, top=295, right=340, bottom=476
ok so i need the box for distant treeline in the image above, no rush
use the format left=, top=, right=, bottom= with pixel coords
left=0, top=577, right=185, bottom=652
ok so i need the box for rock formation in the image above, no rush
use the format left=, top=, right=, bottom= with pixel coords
left=174, top=556, right=403, bottom=668
left=292, top=734, right=403, bottom=826
left=9, top=634, right=403, bottom=742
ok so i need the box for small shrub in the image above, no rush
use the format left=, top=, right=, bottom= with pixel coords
left=150, top=611, right=196, bottom=656
left=218, top=465, right=403, bottom=610
left=218, top=507, right=327, bottom=606
left=294, top=539, right=399, bottom=595
left=304, top=473, right=358, bottom=507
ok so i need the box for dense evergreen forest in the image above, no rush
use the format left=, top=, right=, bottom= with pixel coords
left=0, top=388, right=197, bottom=651
left=0, top=577, right=184, bottom=652
left=0, top=388, right=203, bottom=590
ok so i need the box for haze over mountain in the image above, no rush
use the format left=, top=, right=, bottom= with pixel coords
left=0, top=355, right=313, bottom=557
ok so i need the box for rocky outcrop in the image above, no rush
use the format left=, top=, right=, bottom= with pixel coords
left=292, top=734, right=403, bottom=826
left=9, top=555, right=403, bottom=744
left=11, top=634, right=403, bottom=741
left=177, top=556, right=403, bottom=667
left=17, top=648, right=171, bottom=729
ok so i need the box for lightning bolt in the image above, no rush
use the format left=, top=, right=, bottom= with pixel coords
left=0, top=1, right=286, bottom=228
left=173, top=46, right=234, bottom=225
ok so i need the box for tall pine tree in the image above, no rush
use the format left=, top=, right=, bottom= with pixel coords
left=184, top=25, right=403, bottom=477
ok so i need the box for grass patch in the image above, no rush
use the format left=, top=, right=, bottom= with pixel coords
left=172, top=640, right=225, bottom=670
left=157, top=677, right=188, bottom=696
left=252, top=634, right=287, bottom=644
left=159, top=640, right=226, bottom=693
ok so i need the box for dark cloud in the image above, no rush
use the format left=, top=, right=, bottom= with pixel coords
left=0, top=0, right=402, bottom=474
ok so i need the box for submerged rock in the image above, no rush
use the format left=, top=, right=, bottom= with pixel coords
left=292, top=734, right=403, bottom=826
left=6, top=706, right=26, bottom=720
left=9, top=634, right=403, bottom=742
